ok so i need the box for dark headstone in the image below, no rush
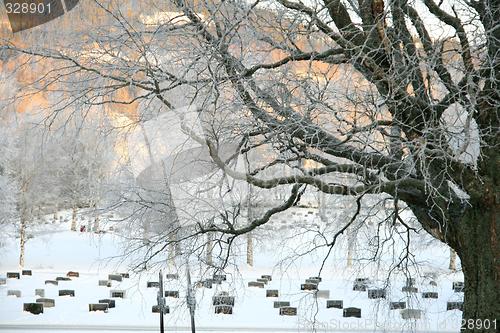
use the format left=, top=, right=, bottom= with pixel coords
left=355, top=278, right=370, bottom=284
left=7, top=290, right=21, bottom=297
left=212, top=295, right=235, bottom=306
left=368, top=289, right=386, bottom=299
left=56, top=277, right=71, bottom=281
left=35, top=289, right=45, bottom=297
left=99, top=299, right=115, bottom=308
left=166, top=273, right=178, bottom=280
left=110, top=290, right=125, bottom=298
left=401, top=309, right=422, bottom=320
left=326, top=300, right=343, bottom=309
left=453, top=282, right=464, bottom=292
left=201, top=280, right=213, bottom=288
left=390, top=301, right=406, bottom=310
left=120, top=273, right=129, bottom=278
left=266, top=289, right=279, bottom=297
left=429, top=281, right=438, bottom=287
left=447, top=301, right=463, bottom=311
left=301, top=283, right=318, bottom=291
left=36, top=298, right=55, bottom=308
left=422, top=292, right=438, bottom=299
left=66, top=271, right=79, bottom=277
left=152, top=305, right=170, bottom=314
left=147, top=281, right=159, bottom=288
left=22, top=270, right=32, bottom=276
left=353, top=284, right=366, bottom=291
left=24, top=303, right=43, bottom=315
left=7, top=272, right=19, bottom=279
left=45, top=280, right=58, bottom=286
left=305, top=278, right=320, bottom=284
left=215, top=305, right=233, bottom=314
left=261, top=275, right=272, bottom=281
left=98, top=280, right=111, bottom=287
left=108, top=274, right=122, bottom=282
left=89, top=303, right=108, bottom=312
left=309, top=276, right=322, bottom=282
left=248, top=281, right=265, bottom=288
left=256, top=278, right=268, bottom=284
left=279, top=306, right=297, bottom=316
left=343, top=307, right=361, bottom=318
left=165, top=290, right=179, bottom=298
left=273, top=301, right=290, bottom=308
left=213, top=274, right=226, bottom=282
left=402, top=286, right=418, bottom=293
left=58, top=290, right=75, bottom=297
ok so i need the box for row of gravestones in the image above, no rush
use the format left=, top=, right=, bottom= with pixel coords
left=90, top=272, right=131, bottom=313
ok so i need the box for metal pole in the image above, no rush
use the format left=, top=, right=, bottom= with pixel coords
left=158, top=270, right=165, bottom=333
left=186, top=263, right=196, bottom=333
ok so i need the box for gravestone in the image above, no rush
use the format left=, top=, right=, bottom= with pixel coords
left=66, top=271, right=79, bottom=278
left=0, top=278, right=6, bottom=285
left=36, top=298, right=55, bottom=308
left=422, top=292, right=438, bottom=299
left=165, top=291, right=179, bottom=298
left=343, top=307, right=361, bottom=318
left=256, top=278, right=268, bottom=284
left=274, top=301, right=290, bottom=308
left=166, top=273, right=178, bottom=280
left=108, top=274, right=122, bottom=282
left=402, top=286, right=418, bottom=293
left=89, top=303, right=108, bottom=312
left=353, top=284, right=367, bottom=291
left=147, top=282, right=159, bottom=288
left=59, top=290, right=75, bottom=297
left=35, top=289, right=45, bottom=297
left=99, top=299, right=115, bottom=308
left=453, top=282, right=464, bottom=292
left=447, top=302, right=463, bottom=311
left=98, top=280, right=111, bottom=287
left=45, top=280, right=58, bottom=286
left=353, top=278, right=369, bottom=291
left=120, top=273, right=129, bottom=278
left=215, top=305, right=233, bottom=314
left=390, top=302, right=406, bottom=310
left=305, top=278, right=320, bottom=284
left=213, top=295, right=235, bottom=306
left=110, top=290, right=125, bottom=298
left=261, top=275, right=272, bottom=281
left=201, top=280, right=213, bottom=288
left=213, top=274, right=226, bottom=282
left=7, top=272, right=19, bottom=279
left=56, top=277, right=71, bottom=281
left=309, top=276, right=322, bottom=282
left=355, top=278, right=370, bottom=284
left=152, top=305, right=170, bottom=314
left=326, top=300, right=343, bottom=309
left=248, top=281, right=265, bottom=288
left=22, top=270, right=32, bottom=276
left=279, top=306, right=297, bottom=316
left=301, top=283, right=318, bottom=291
left=401, top=309, right=422, bottom=320
left=266, top=290, right=279, bottom=297
left=315, top=290, right=330, bottom=298
left=7, top=290, right=21, bottom=297
left=24, top=303, right=43, bottom=315
left=368, top=289, right=386, bottom=299
left=429, top=281, right=438, bottom=287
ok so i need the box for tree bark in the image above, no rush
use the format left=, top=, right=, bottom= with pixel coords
left=18, top=209, right=27, bottom=268
left=449, top=248, right=457, bottom=271
left=455, top=204, right=499, bottom=332
left=71, top=206, right=77, bottom=231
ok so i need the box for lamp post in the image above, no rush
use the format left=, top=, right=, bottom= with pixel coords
left=158, top=270, right=165, bottom=333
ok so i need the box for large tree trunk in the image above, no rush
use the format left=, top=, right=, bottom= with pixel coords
left=455, top=204, right=499, bottom=332
left=70, top=206, right=77, bottom=231
left=18, top=209, right=27, bottom=268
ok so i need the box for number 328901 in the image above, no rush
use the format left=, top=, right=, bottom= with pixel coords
left=5, top=2, right=51, bottom=14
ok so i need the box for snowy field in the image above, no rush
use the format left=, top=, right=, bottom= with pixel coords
left=0, top=208, right=464, bottom=333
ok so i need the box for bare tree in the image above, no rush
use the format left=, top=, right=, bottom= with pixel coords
left=1, top=0, right=498, bottom=328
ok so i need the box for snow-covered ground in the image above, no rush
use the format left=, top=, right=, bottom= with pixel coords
left=0, top=208, right=464, bottom=332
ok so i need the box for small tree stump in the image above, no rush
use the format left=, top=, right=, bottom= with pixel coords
left=45, top=280, right=58, bottom=286
left=326, top=300, right=343, bottom=309
left=36, top=298, right=55, bottom=308
left=7, top=290, right=21, bottom=297
left=279, top=306, right=297, bottom=316
left=266, top=290, right=279, bottom=297
left=248, top=281, right=264, bottom=288
left=89, top=303, right=108, bottom=312
left=343, top=307, right=361, bottom=318
left=99, top=299, right=115, bottom=308
left=401, top=309, right=422, bottom=320
left=110, top=290, right=125, bottom=298
left=301, top=283, right=317, bottom=291
left=108, top=274, right=122, bottom=282
left=24, top=303, right=43, bottom=315
left=66, top=271, right=79, bottom=278
left=273, top=301, right=290, bottom=308
left=368, top=289, right=386, bottom=299
left=35, top=289, right=45, bottom=297
left=165, top=290, right=179, bottom=298
left=422, top=292, right=438, bottom=299
left=147, top=282, right=159, bottom=288
left=390, top=302, right=406, bottom=310
left=58, top=290, right=75, bottom=297
left=7, top=272, right=20, bottom=279
left=22, top=270, right=32, bottom=276
left=447, top=302, right=463, bottom=311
